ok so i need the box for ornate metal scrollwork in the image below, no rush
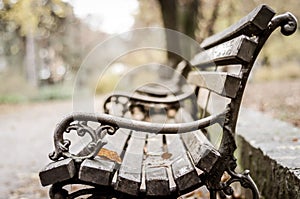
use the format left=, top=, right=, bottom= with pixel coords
left=269, top=12, right=297, bottom=36
left=213, top=158, right=260, bottom=199
left=103, top=94, right=131, bottom=116
left=49, top=116, right=119, bottom=162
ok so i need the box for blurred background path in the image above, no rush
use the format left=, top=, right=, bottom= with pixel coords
left=0, top=100, right=72, bottom=198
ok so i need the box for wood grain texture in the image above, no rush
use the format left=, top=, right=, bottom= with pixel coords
left=115, top=131, right=146, bottom=196
left=144, top=134, right=170, bottom=196
left=201, top=4, right=275, bottom=49
left=39, top=158, right=76, bottom=186
left=165, top=134, right=201, bottom=192
left=187, top=71, right=241, bottom=98
left=191, top=36, right=257, bottom=67
left=79, top=129, right=131, bottom=186
left=176, top=109, right=221, bottom=173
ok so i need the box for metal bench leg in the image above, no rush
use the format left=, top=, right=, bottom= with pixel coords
left=226, top=169, right=260, bottom=199
left=49, top=183, right=68, bottom=199
left=209, top=190, right=217, bottom=199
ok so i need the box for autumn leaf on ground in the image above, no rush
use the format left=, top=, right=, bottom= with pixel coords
left=161, top=152, right=172, bottom=160
left=98, top=148, right=122, bottom=164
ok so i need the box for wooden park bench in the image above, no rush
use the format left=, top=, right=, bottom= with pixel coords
left=39, top=5, right=297, bottom=199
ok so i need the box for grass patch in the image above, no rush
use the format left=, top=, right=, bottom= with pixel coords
left=96, top=74, right=120, bottom=94
left=31, top=84, right=72, bottom=101
left=0, top=94, right=28, bottom=104
left=0, top=84, right=73, bottom=104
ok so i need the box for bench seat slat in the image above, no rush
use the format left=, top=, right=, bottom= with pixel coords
left=137, top=82, right=180, bottom=97
left=39, top=158, right=76, bottom=186
left=191, top=36, right=257, bottom=68
left=144, top=134, right=170, bottom=196
left=176, top=109, right=221, bottom=173
left=166, top=134, right=201, bottom=192
left=201, top=4, right=275, bottom=49
left=115, top=131, right=146, bottom=196
left=187, top=71, right=241, bottom=98
left=78, top=129, right=131, bottom=186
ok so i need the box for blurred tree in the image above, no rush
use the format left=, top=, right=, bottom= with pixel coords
left=157, top=0, right=221, bottom=68
left=0, top=0, right=71, bottom=86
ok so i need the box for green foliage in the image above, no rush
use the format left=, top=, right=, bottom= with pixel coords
left=96, top=73, right=120, bottom=94
left=0, top=71, right=72, bottom=104
left=0, top=0, right=69, bottom=36
left=0, top=94, right=28, bottom=104
left=0, top=84, right=72, bottom=104
left=31, top=84, right=72, bottom=101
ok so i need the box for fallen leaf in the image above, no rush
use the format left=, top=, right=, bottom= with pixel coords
left=161, top=152, right=172, bottom=160
left=98, top=148, right=122, bottom=164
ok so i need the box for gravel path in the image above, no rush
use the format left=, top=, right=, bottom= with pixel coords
left=0, top=100, right=73, bottom=199
left=243, top=79, right=300, bottom=127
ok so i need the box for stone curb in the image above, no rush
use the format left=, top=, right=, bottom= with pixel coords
left=237, top=109, right=300, bottom=199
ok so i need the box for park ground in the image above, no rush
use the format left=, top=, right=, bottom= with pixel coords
left=0, top=79, right=299, bottom=199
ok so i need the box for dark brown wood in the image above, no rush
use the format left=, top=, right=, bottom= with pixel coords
left=78, top=129, right=131, bottom=186
left=144, top=134, right=170, bottom=196
left=137, top=82, right=180, bottom=97
left=187, top=71, right=241, bottom=98
left=201, top=4, right=275, bottom=49
left=39, top=158, right=76, bottom=186
left=165, top=134, right=201, bottom=192
left=191, top=36, right=257, bottom=67
left=176, top=108, right=220, bottom=173
left=115, top=131, right=146, bottom=196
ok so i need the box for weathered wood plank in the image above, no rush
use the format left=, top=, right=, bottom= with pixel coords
left=115, top=131, right=146, bottom=196
left=191, top=36, right=257, bottom=67
left=144, top=134, right=170, bottom=196
left=136, top=82, right=180, bottom=97
left=39, top=158, right=76, bottom=186
left=187, top=71, right=241, bottom=98
left=165, top=134, right=200, bottom=192
left=176, top=109, right=221, bottom=173
left=201, top=4, right=275, bottom=49
left=78, top=128, right=131, bottom=186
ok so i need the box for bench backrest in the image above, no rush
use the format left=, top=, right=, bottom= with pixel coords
left=181, top=4, right=297, bottom=173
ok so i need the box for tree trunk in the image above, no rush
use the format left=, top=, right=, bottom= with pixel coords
left=25, top=31, right=38, bottom=87
left=158, top=0, right=182, bottom=72
left=206, top=0, right=221, bottom=37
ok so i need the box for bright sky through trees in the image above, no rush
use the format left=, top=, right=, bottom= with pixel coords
left=65, top=0, right=139, bottom=34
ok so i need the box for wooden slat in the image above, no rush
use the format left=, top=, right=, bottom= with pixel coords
left=187, top=71, right=241, bottom=98
left=115, top=131, right=146, bottom=196
left=144, top=134, right=170, bottom=196
left=176, top=109, right=221, bottom=173
left=201, top=4, right=275, bottom=49
left=191, top=36, right=257, bottom=67
left=166, top=134, right=200, bottom=192
left=136, top=82, right=180, bottom=97
left=39, top=158, right=76, bottom=186
left=78, top=128, right=131, bottom=186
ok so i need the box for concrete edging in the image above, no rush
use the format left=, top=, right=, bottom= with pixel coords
left=236, top=109, right=300, bottom=199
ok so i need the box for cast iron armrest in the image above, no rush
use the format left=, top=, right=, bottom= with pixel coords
left=49, top=109, right=228, bottom=162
